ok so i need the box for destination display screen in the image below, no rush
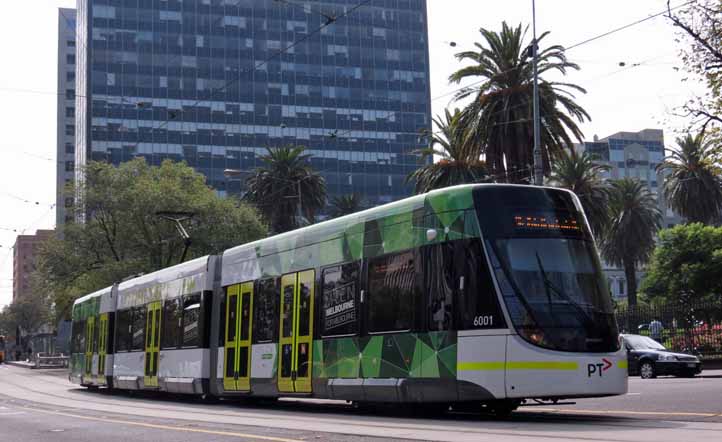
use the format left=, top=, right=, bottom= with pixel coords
left=512, top=214, right=582, bottom=233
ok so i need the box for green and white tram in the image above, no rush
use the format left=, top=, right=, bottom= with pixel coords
left=70, top=184, right=627, bottom=412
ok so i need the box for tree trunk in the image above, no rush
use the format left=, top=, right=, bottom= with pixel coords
left=624, top=261, right=638, bottom=307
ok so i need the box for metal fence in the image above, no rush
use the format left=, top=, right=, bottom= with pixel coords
left=615, top=301, right=722, bottom=360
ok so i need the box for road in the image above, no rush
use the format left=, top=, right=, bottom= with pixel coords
left=1, top=364, right=722, bottom=442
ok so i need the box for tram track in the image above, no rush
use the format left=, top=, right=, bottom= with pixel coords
left=3, top=367, right=722, bottom=442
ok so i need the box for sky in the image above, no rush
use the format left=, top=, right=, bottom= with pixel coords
left=0, top=0, right=705, bottom=307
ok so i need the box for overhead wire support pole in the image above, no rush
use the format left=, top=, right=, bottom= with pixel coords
left=532, top=0, right=543, bottom=186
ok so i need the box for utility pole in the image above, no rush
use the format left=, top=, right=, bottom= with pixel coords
left=532, top=0, right=543, bottom=186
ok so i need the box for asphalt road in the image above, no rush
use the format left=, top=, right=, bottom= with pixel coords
left=1, top=364, right=722, bottom=442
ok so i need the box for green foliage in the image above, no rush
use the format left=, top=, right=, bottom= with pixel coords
left=548, top=149, right=611, bottom=238
left=449, top=22, right=589, bottom=182
left=244, top=146, right=327, bottom=233
left=329, top=194, right=364, bottom=218
left=641, top=223, right=722, bottom=304
left=668, top=1, right=722, bottom=129
left=0, top=291, right=50, bottom=335
left=35, top=159, right=267, bottom=320
left=600, top=178, right=662, bottom=306
left=658, top=132, right=722, bottom=224
left=406, top=108, right=488, bottom=193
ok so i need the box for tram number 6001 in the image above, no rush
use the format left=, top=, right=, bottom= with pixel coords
left=473, top=315, right=493, bottom=327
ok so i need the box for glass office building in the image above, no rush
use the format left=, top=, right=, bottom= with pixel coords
left=75, top=0, right=431, bottom=208
left=57, top=8, right=77, bottom=228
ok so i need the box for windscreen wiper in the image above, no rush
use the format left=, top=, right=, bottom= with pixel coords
left=534, top=251, right=595, bottom=327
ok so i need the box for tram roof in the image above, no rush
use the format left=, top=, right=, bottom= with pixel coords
left=116, top=254, right=211, bottom=294
left=220, top=184, right=489, bottom=286
left=73, top=285, right=113, bottom=306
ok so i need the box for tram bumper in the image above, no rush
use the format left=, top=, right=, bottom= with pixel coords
left=503, top=335, right=628, bottom=399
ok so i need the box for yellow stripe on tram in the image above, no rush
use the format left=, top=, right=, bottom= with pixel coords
left=617, top=360, right=628, bottom=369
left=458, top=361, right=579, bottom=371
left=457, top=362, right=505, bottom=371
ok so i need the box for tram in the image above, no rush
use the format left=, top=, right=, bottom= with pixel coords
left=69, top=184, right=627, bottom=413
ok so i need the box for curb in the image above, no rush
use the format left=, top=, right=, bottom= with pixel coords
left=3, top=360, right=35, bottom=369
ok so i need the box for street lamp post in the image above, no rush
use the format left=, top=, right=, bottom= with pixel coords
left=532, top=0, right=543, bottom=186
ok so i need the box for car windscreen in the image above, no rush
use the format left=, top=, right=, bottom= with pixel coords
left=624, top=335, right=666, bottom=350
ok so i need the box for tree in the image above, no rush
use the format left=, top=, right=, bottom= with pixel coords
left=666, top=1, right=722, bottom=130
left=329, top=194, right=364, bottom=218
left=244, top=146, right=327, bottom=233
left=600, top=179, right=663, bottom=307
left=641, top=223, right=722, bottom=305
left=658, top=132, right=722, bottom=224
left=449, top=22, right=590, bottom=182
left=406, top=108, right=488, bottom=193
left=35, top=158, right=267, bottom=320
left=548, top=148, right=611, bottom=238
left=0, top=291, right=50, bottom=336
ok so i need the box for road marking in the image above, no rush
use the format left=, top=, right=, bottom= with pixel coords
left=535, top=408, right=720, bottom=418
left=0, top=412, right=26, bottom=416
left=20, top=406, right=302, bottom=442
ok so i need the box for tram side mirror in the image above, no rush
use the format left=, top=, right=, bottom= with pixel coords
left=426, top=229, right=438, bottom=242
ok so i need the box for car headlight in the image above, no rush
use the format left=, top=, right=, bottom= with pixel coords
left=658, top=354, right=677, bottom=362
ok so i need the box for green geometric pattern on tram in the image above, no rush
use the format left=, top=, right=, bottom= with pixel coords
left=313, top=332, right=457, bottom=379
left=360, top=336, right=383, bottom=378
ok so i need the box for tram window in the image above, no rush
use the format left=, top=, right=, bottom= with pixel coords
left=219, top=292, right=227, bottom=347
left=181, top=294, right=201, bottom=348
left=321, top=262, right=360, bottom=337
left=115, top=310, right=132, bottom=352
left=253, top=278, right=279, bottom=343
left=130, top=307, right=146, bottom=351
left=367, top=250, right=416, bottom=333
left=162, top=298, right=182, bottom=349
left=202, top=291, right=212, bottom=348
left=458, top=240, right=506, bottom=330
left=423, top=242, right=455, bottom=331
left=72, top=320, right=85, bottom=353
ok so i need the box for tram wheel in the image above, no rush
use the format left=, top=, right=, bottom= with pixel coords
left=482, top=399, right=520, bottom=418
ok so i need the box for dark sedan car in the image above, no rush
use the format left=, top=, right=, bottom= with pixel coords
left=622, top=334, right=703, bottom=379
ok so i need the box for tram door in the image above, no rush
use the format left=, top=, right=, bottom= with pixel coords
left=144, top=302, right=161, bottom=388
left=97, top=313, right=108, bottom=384
left=223, top=282, right=254, bottom=391
left=84, top=316, right=95, bottom=378
left=278, top=270, right=315, bottom=393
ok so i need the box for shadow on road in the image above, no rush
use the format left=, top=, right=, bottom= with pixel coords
left=68, top=386, right=687, bottom=432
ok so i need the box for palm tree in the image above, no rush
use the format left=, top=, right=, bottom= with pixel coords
left=600, top=179, right=662, bottom=307
left=406, top=108, right=488, bottom=194
left=329, top=194, right=363, bottom=218
left=245, top=146, right=326, bottom=233
left=449, top=22, right=590, bottom=182
left=658, top=132, right=722, bottom=224
left=548, top=148, right=611, bottom=238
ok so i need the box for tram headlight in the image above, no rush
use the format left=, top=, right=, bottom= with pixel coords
left=520, top=327, right=545, bottom=346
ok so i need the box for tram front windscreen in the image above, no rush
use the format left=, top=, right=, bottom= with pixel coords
left=474, top=186, right=620, bottom=353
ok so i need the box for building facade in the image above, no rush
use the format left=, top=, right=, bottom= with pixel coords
left=57, top=8, right=77, bottom=228
left=75, top=0, right=431, bottom=208
left=580, top=129, right=683, bottom=300
left=12, top=230, right=55, bottom=301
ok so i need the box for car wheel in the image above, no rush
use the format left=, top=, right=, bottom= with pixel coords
left=640, top=361, right=656, bottom=379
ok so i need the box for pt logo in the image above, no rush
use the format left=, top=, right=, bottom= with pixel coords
left=587, top=358, right=613, bottom=377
